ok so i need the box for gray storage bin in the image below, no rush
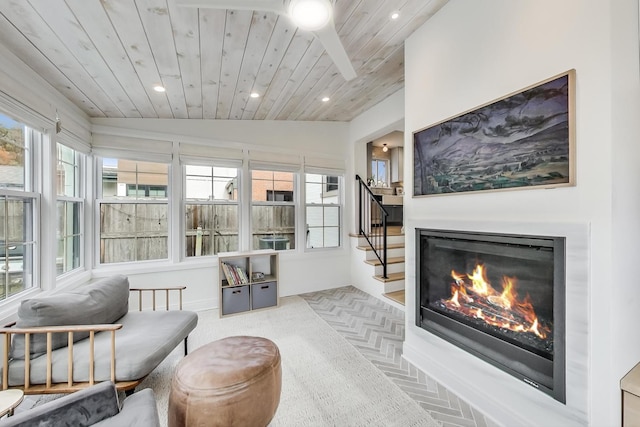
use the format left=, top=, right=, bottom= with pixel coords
left=251, top=282, right=277, bottom=310
left=222, top=285, right=250, bottom=315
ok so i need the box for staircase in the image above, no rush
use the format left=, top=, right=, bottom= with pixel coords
left=351, top=175, right=405, bottom=308
left=351, top=226, right=405, bottom=307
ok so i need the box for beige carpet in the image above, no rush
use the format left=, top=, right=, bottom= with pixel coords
left=140, top=296, right=439, bottom=427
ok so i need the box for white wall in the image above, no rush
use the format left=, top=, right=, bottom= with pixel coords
left=93, top=251, right=352, bottom=313
left=611, top=4, right=640, bottom=423
left=348, top=89, right=404, bottom=233
left=403, top=0, right=640, bottom=425
left=349, top=89, right=404, bottom=146
left=346, top=90, right=405, bottom=296
left=349, top=88, right=404, bottom=178
left=92, top=117, right=348, bottom=156
left=91, top=117, right=352, bottom=310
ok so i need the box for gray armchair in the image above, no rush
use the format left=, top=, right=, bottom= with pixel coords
left=0, top=381, right=160, bottom=427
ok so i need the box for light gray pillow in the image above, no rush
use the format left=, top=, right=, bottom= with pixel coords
left=10, top=275, right=130, bottom=360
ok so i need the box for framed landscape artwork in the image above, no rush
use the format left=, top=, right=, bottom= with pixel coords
left=413, top=70, right=575, bottom=197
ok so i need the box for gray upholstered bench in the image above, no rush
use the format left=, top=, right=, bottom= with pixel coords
left=0, top=275, right=198, bottom=395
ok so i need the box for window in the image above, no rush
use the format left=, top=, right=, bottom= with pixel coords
left=251, top=170, right=295, bottom=251
left=56, top=143, right=83, bottom=275
left=305, top=173, right=341, bottom=248
left=0, top=113, right=38, bottom=300
left=98, top=159, right=169, bottom=264
left=266, top=190, right=293, bottom=202
left=371, top=159, right=388, bottom=187
left=326, top=176, right=339, bottom=192
left=126, top=184, right=166, bottom=198
left=184, top=165, right=239, bottom=256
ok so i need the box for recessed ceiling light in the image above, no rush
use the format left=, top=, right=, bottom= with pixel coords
left=321, top=96, right=330, bottom=102
left=153, top=85, right=166, bottom=93
left=390, top=11, right=400, bottom=20
left=289, top=0, right=332, bottom=31
left=250, top=92, right=260, bottom=98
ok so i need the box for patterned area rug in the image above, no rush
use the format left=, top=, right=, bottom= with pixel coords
left=141, top=295, right=440, bottom=427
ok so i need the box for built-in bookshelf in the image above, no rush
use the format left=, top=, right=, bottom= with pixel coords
left=218, top=249, right=279, bottom=318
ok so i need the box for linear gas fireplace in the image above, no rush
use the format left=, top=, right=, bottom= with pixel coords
left=416, top=228, right=566, bottom=403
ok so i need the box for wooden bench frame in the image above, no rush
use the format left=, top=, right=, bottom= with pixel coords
left=0, top=286, right=186, bottom=395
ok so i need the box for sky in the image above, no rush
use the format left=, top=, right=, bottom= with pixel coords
left=0, top=113, right=20, bottom=129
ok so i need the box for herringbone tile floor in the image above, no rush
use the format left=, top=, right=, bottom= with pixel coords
left=301, top=286, right=500, bottom=427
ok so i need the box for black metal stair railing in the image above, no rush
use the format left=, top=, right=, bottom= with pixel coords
left=356, top=174, right=388, bottom=279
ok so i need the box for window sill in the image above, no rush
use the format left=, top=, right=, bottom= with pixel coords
left=92, top=247, right=348, bottom=277
left=92, top=258, right=217, bottom=278
left=0, top=287, right=41, bottom=325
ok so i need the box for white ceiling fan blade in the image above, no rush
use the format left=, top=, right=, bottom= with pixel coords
left=313, top=20, right=357, bottom=81
left=176, top=0, right=356, bottom=81
left=174, top=0, right=285, bottom=14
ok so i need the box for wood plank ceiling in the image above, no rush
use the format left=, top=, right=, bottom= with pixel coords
left=0, top=0, right=447, bottom=121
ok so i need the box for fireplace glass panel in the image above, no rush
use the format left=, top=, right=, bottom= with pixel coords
left=416, top=229, right=565, bottom=403
left=422, top=237, right=554, bottom=359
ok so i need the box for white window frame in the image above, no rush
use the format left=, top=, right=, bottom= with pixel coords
left=95, top=156, right=172, bottom=267
left=56, top=143, right=85, bottom=277
left=304, top=171, right=343, bottom=250
left=183, top=162, right=241, bottom=258
left=0, top=119, right=41, bottom=302
left=249, top=166, right=298, bottom=252
left=371, top=158, right=389, bottom=187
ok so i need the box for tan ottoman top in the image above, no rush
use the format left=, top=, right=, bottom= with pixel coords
left=174, top=336, right=280, bottom=394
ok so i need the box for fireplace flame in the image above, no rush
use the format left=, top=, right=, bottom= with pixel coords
left=445, top=264, right=549, bottom=339
left=468, top=264, right=491, bottom=295
left=450, top=288, right=461, bottom=307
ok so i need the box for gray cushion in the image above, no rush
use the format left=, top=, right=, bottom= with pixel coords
left=93, top=388, right=160, bottom=427
left=6, top=310, right=198, bottom=385
left=10, top=275, right=130, bottom=360
left=0, top=381, right=120, bottom=427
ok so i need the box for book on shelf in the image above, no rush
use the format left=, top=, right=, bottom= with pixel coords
left=221, top=262, right=234, bottom=285
left=221, top=262, right=249, bottom=286
left=234, top=265, right=247, bottom=284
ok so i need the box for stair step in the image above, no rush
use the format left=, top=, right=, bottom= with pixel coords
left=356, top=242, right=404, bottom=251
left=373, top=272, right=405, bottom=283
left=356, top=235, right=405, bottom=249
left=383, top=290, right=405, bottom=306
left=349, top=228, right=404, bottom=238
left=364, top=256, right=405, bottom=266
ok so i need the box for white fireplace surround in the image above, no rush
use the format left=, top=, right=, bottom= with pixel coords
left=403, top=219, right=589, bottom=427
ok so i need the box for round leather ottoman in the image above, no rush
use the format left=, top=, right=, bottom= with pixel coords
left=168, top=336, right=282, bottom=427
